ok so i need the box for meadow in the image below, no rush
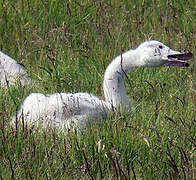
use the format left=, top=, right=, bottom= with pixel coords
left=0, top=0, right=195, bottom=179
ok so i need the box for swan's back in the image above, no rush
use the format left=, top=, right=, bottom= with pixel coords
left=15, top=92, right=110, bottom=129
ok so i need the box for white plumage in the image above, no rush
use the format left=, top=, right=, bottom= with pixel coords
left=15, top=92, right=109, bottom=129
left=12, top=40, right=193, bottom=130
left=0, top=51, right=31, bottom=87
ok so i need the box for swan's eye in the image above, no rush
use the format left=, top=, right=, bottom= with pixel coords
left=159, top=45, right=163, bottom=49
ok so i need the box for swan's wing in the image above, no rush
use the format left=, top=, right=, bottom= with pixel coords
left=12, top=92, right=109, bottom=129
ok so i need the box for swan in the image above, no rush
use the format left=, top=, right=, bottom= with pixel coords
left=12, top=40, right=193, bottom=130
left=0, top=51, right=31, bottom=87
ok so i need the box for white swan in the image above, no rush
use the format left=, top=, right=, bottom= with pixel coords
left=12, top=40, right=193, bottom=129
left=0, top=51, right=31, bottom=87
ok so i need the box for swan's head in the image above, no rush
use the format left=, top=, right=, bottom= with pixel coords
left=137, top=40, right=193, bottom=67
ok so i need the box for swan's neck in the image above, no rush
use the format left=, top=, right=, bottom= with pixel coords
left=103, top=49, right=144, bottom=110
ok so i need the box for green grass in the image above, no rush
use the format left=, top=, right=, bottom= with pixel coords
left=0, top=0, right=195, bottom=179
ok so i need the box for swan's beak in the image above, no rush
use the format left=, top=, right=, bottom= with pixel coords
left=164, top=52, right=194, bottom=67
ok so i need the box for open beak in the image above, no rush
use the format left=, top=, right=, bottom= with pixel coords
left=164, top=52, right=194, bottom=67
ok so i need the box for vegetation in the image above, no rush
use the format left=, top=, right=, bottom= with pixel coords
left=0, top=0, right=195, bottom=179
